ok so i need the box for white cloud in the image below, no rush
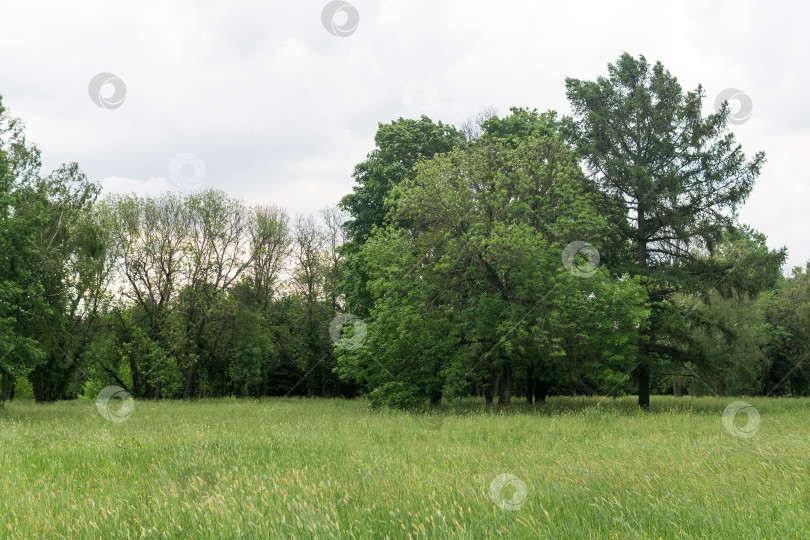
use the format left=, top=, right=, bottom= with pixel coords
left=0, top=0, right=807, bottom=270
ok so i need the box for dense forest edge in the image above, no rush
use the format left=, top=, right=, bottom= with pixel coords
left=1, top=53, right=808, bottom=410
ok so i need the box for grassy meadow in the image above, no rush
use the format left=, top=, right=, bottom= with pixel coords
left=2, top=396, right=810, bottom=538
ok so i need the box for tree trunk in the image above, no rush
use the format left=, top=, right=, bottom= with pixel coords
left=638, top=342, right=650, bottom=409
left=637, top=205, right=650, bottom=410
left=183, top=358, right=198, bottom=399
left=526, top=366, right=535, bottom=405
left=535, top=379, right=550, bottom=402
left=130, top=353, right=141, bottom=398
left=673, top=376, right=682, bottom=397
left=497, top=362, right=512, bottom=408
left=0, top=374, right=14, bottom=402
left=30, top=366, right=52, bottom=403
left=485, top=371, right=499, bottom=405
left=429, top=358, right=442, bottom=406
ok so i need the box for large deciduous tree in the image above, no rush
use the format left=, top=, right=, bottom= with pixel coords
left=1, top=97, right=103, bottom=402
left=339, top=116, right=464, bottom=316
left=339, top=110, right=646, bottom=408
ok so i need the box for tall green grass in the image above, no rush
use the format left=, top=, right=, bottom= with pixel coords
left=1, top=396, right=809, bottom=538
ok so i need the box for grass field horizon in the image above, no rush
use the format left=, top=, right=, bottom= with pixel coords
left=2, top=395, right=810, bottom=538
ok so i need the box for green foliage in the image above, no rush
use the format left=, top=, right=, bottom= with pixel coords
left=682, top=290, right=773, bottom=396
left=0, top=95, right=102, bottom=403
left=339, top=110, right=648, bottom=409
left=0, top=58, right=801, bottom=408
left=563, top=53, right=770, bottom=407
left=339, top=116, right=464, bottom=316
left=340, top=116, right=464, bottom=246
left=670, top=226, right=787, bottom=397
left=763, top=263, right=810, bottom=395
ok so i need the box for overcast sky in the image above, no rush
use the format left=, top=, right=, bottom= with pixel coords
left=1, top=0, right=807, bottom=271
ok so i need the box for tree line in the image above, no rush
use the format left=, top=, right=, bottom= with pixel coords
left=1, top=53, right=808, bottom=408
